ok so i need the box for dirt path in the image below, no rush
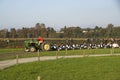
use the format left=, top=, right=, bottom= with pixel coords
left=0, top=54, right=120, bottom=70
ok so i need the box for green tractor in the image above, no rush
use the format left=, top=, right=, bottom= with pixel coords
left=24, top=39, right=51, bottom=52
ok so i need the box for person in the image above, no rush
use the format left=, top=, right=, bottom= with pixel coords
left=38, top=36, right=44, bottom=45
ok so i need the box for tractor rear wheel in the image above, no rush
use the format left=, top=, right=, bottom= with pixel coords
left=41, top=42, right=50, bottom=51
left=30, top=46, right=36, bottom=52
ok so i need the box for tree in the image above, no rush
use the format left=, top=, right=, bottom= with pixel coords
left=10, top=28, right=17, bottom=38
left=0, top=29, right=8, bottom=38
left=106, top=24, right=114, bottom=38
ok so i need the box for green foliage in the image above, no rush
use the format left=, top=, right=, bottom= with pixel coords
left=1, top=56, right=120, bottom=80
left=0, top=23, right=120, bottom=38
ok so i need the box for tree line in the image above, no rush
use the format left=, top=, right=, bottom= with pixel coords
left=0, top=23, right=120, bottom=38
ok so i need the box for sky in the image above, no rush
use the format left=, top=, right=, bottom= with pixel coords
left=0, top=0, right=120, bottom=30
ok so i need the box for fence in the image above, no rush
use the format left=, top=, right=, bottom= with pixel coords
left=1, top=48, right=120, bottom=65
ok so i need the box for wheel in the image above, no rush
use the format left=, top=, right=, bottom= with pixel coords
left=24, top=48, right=29, bottom=52
left=41, top=42, right=51, bottom=51
left=30, top=46, right=36, bottom=52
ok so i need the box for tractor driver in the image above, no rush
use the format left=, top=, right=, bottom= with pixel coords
left=38, top=36, right=44, bottom=45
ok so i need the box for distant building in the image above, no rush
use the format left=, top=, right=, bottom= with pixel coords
left=82, top=30, right=88, bottom=33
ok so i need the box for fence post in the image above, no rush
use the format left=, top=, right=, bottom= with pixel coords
left=37, top=76, right=41, bottom=80
left=112, top=48, right=114, bottom=54
left=73, top=48, right=75, bottom=51
left=16, top=54, right=18, bottom=65
left=65, top=48, right=68, bottom=54
left=56, top=49, right=59, bottom=59
left=38, top=50, right=40, bottom=61
left=83, top=50, right=85, bottom=57
left=110, top=49, right=112, bottom=55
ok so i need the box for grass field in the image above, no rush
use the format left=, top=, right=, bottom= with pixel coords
left=0, top=56, right=120, bottom=80
left=0, top=48, right=120, bottom=61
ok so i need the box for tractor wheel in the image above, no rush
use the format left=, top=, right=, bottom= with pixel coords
left=30, top=46, right=36, bottom=52
left=24, top=48, right=29, bottom=52
left=41, top=42, right=51, bottom=51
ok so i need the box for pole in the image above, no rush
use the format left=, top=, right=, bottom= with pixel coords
left=37, top=76, right=41, bottom=80
left=38, top=50, right=40, bottom=61
left=16, top=54, right=18, bottom=65
left=56, top=49, right=58, bottom=59
left=65, top=48, right=68, bottom=54
left=83, top=50, right=85, bottom=57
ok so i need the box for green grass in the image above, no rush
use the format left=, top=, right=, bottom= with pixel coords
left=1, top=56, right=120, bottom=80
left=0, top=48, right=120, bottom=61
left=0, top=48, right=24, bottom=61
left=0, top=48, right=23, bottom=54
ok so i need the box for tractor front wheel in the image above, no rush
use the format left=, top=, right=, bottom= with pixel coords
left=30, top=46, right=36, bottom=52
left=24, top=48, right=29, bottom=52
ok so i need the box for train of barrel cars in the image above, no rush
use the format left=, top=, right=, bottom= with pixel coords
left=50, top=42, right=120, bottom=51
